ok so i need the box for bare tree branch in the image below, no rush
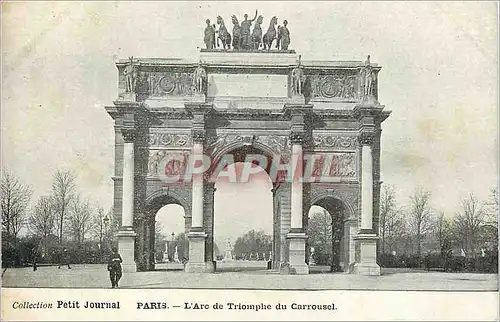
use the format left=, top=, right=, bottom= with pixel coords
left=1, top=170, right=33, bottom=241
left=67, top=194, right=94, bottom=245
left=28, top=196, right=56, bottom=239
left=408, top=188, right=433, bottom=257
left=453, top=193, right=486, bottom=258
left=51, top=170, right=76, bottom=244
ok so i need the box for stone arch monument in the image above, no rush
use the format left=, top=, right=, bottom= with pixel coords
left=105, top=40, right=390, bottom=275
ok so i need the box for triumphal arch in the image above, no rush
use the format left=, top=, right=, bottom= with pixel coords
left=105, top=16, right=390, bottom=275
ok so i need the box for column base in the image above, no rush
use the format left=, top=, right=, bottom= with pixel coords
left=286, top=232, right=309, bottom=275
left=353, top=233, right=380, bottom=276
left=352, top=262, right=380, bottom=275
left=185, top=261, right=215, bottom=273
left=117, top=229, right=137, bottom=273
left=185, top=231, right=211, bottom=273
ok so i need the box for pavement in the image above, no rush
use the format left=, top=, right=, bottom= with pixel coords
left=2, top=263, right=498, bottom=291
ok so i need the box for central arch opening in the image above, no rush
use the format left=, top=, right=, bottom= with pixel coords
left=145, top=194, right=188, bottom=271
left=307, top=197, right=347, bottom=273
left=212, top=145, right=275, bottom=272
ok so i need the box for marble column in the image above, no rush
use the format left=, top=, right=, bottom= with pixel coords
left=353, top=133, right=380, bottom=275
left=185, top=133, right=210, bottom=272
left=286, top=133, right=309, bottom=274
left=117, top=129, right=137, bottom=272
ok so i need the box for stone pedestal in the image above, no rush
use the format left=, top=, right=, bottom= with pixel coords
left=289, top=94, right=305, bottom=104
left=353, top=234, right=380, bottom=275
left=286, top=232, right=309, bottom=274
left=185, top=232, right=213, bottom=272
left=117, top=229, right=137, bottom=272
left=190, top=93, right=206, bottom=103
left=119, top=92, right=136, bottom=102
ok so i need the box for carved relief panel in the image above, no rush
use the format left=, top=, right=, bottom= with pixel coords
left=148, top=132, right=191, bottom=148
left=149, top=72, right=195, bottom=96
left=206, top=133, right=290, bottom=157
left=312, top=134, right=358, bottom=151
left=306, top=71, right=359, bottom=101
left=147, top=150, right=190, bottom=178
left=307, top=152, right=357, bottom=180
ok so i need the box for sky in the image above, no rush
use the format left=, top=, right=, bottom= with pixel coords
left=2, top=2, right=498, bottom=243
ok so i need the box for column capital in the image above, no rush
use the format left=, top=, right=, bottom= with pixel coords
left=289, top=131, right=306, bottom=145
left=122, top=128, right=136, bottom=142
left=191, top=129, right=205, bottom=144
left=358, top=132, right=375, bottom=146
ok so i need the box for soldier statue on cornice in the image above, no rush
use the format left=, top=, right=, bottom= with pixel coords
left=124, top=56, right=136, bottom=93
left=363, top=55, right=374, bottom=98
left=291, top=55, right=305, bottom=95
left=192, top=61, right=207, bottom=94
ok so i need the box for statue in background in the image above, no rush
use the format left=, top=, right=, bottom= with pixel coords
left=251, top=15, right=264, bottom=50
left=204, top=19, right=216, bottom=49
left=277, top=20, right=290, bottom=50
left=240, top=10, right=258, bottom=50
left=192, top=61, right=207, bottom=94
left=124, top=56, right=136, bottom=93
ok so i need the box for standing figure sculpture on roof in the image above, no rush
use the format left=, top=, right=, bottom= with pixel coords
left=216, top=16, right=232, bottom=50
left=262, top=16, right=278, bottom=51
left=192, top=61, right=207, bottom=94
left=363, top=55, right=374, bottom=98
left=291, top=56, right=305, bottom=95
left=251, top=15, right=264, bottom=50
left=277, top=20, right=290, bottom=50
left=240, top=10, right=258, bottom=50
left=204, top=19, right=216, bottom=49
left=231, top=15, right=242, bottom=50
left=124, top=56, right=136, bottom=93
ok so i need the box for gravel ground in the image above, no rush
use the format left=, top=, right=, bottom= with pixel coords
left=2, top=263, right=498, bottom=291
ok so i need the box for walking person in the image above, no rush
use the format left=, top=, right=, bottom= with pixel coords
left=107, top=248, right=123, bottom=288
left=31, top=246, right=38, bottom=271
left=58, top=247, right=71, bottom=269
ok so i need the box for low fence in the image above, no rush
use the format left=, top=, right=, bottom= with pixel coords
left=379, top=253, right=498, bottom=273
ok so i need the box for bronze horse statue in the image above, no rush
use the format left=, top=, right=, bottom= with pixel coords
left=231, top=15, right=242, bottom=50
left=262, top=16, right=278, bottom=51
left=216, top=16, right=231, bottom=50
left=251, top=15, right=264, bottom=50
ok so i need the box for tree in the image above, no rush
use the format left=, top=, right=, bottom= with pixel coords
left=379, top=185, right=404, bottom=254
left=408, top=188, right=433, bottom=257
left=434, top=212, right=453, bottom=257
left=91, top=207, right=106, bottom=259
left=1, top=171, right=33, bottom=241
left=453, top=193, right=486, bottom=258
left=67, top=194, right=93, bottom=245
left=483, top=187, right=499, bottom=251
left=233, top=230, right=272, bottom=259
left=154, top=221, right=167, bottom=261
left=28, top=196, right=56, bottom=239
left=52, top=170, right=76, bottom=244
left=308, top=209, right=332, bottom=265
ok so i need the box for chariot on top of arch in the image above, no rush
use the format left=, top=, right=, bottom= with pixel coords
left=203, top=11, right=293, bottom=52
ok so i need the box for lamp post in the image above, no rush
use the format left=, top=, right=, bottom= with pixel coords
left=103, top=215, right=110, bottom=258
left=170, top=232, right=175, bottom=261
